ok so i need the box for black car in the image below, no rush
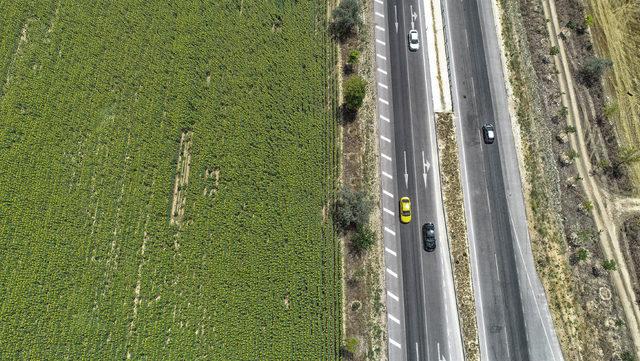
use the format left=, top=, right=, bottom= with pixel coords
left=482, top=124, right=495, bottom=144
left=422, top=223, right=436, bottom=252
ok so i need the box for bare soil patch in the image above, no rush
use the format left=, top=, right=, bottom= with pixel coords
left=170, top=131, right=192, bottom=226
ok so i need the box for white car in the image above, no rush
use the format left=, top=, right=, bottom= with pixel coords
left=408, top=30, right=420, bottom=51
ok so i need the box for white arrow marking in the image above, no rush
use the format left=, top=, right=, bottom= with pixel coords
left=410, top=5, right=416, bottom=30
left=416, top=343, right=420, bottom=361
left=394, top=5, right=398, bottom=33
left=437, top=342, right=447, bottom=361
left=403, top=151, right=408, bottom=188
left=422, top=151, right=430, bottom=188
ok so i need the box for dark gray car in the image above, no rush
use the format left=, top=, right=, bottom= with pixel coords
left=422, top=223, right=436, bottom=252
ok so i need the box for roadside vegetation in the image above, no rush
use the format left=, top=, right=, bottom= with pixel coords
left=331, top=0, right=387, bottom=358
left=495, top=0, right=637, bottom=356
left=0, top=1, right=340, bottom=359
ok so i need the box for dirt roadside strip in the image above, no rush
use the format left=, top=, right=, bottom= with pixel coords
left=541, top=0, right=640, bottom=353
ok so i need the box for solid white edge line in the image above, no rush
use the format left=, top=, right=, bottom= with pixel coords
left=387, top=290, right=399, bottom=302
left=390, top=338, right=402, bottom=349
left=384, top=226, right=396, bottom=235
left=386, top=268, right=398, bottom=278
left=385, top=247, right=397, bottom=256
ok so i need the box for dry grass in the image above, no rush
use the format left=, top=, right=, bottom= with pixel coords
left=588, top=0, right=640, bottom=193
left=435, top=112, right=480, bottom=361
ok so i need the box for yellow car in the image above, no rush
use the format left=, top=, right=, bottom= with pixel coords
left=399, top=197, right=412, bottom=224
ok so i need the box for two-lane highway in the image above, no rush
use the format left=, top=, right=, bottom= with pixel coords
left=382, top=0, right=463, bottom=360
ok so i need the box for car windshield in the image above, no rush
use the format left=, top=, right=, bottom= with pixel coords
left=411, top=34, right=418, bottom=42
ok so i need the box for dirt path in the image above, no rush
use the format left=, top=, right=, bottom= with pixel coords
left=542, top=0, right=640, bottom=353
left=614, top=197, right=640, bottom=220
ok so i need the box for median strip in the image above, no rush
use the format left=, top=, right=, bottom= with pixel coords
left=435, top=112, right=480, bottom=360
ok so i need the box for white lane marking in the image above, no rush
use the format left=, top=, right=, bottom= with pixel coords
left=380, top=135, right=391, bottom=143
left=383, top=189, right=394, bottom=198
left=495, top=253, right=500, bottom=282
left=377, top=67, right=388, bottom=75
left=375, top=0, right=383, bottom=4
left=377, top=54, right=387, bottom=61
left=386, top=268, right=398, bottom=278
left=379, top=98, right=389, bottom=105
left=382, top=171, right=393, bottom=179
left=376, top=25, right=386, bottom=32
left=380, top=115, right=390, bottom=122
left=385, top=247, right=397, bottom=256
left=389, top=338, right=402, bottom=349
left=384, top=226, right=396, bottom=235
left=416, top=343, right=420, bottom=361
left=376, top=39, right=386, bottom=46
left=388, top=313, right=401, bottom=324
left=387, top=290, right=399, bottom=302
left=383, top=207, right=395, bottom=216
left=375, top=11, right=385, bottom=18
left=381, top=153, right=393, bottom=161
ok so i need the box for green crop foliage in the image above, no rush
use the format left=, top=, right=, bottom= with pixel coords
left=0, top=0, right=340, bottom=359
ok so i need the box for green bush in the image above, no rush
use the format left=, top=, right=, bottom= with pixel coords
left=550, top=46, right=560, bottom=56
left=576, top=248, right=588, bottom=261
left=348, top=50, right=360, bottom=65
left=621, top=350, right=636, bottom=361
left=330, top=0, right=362, bottom=41
left=603, top=259, right=617, bottom=271
left=580, top=57, right=613, bottom=86
left=334, top=186, right=372, bottom=231
left=344, top=76, right=367, bottom=112
left=351, top=226, right=376, bottom=253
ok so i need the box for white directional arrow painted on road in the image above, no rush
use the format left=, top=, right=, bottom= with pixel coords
left=403, top=151, right=409, bottom=188
left=422, top=151, right=431, bottom=188
left=394, top=5, right=399, bottom=33
left=410, top=5, right=417, bottom=30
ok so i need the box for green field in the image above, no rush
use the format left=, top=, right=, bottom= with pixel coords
left=0, top=1, right=340, bottom=359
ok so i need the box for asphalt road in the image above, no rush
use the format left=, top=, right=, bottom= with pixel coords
left=443, top=0, right=564, bottom=358
left=384, top=0, right=463, bottom=360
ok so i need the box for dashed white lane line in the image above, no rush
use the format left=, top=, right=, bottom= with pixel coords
left=383, top=189, right=394, bottom=198
left=382, top=171, right=393, bottom=179
left=376, top=39, right=386, bottom=46
left=377, top=67, right=388, bottom=75
left=380, top=135, right=391, bottom=143
left=387, top=290, right=400, bottom=302
left=384, top=226, right=396, bottom=235
left=378, top=80, right=388, bottom=87
left=380, top=115, right=390, bottom=122
left=383, top=207, right=395, bottom=216
left=385, top=247, right=397, bottom=256
left=386, top=268, right=398, bottom=278
left=379, top=98, right=389, bottom=105
left=388, top=313, right=401, bottom=325
left=376, top=25, right=386, bottom=31
left=390, top=338, right=402, bottom=349
left=381, top=153, right=392, bottom=161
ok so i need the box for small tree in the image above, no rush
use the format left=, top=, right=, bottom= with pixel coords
left=580, top=57, right=613, bottom=86
left=576, top=248, right=589, bottom=261
left=348, top=50, right=360, bottom=65
left=602, top=259, right=617, bottom=271
left=351, top=226, right=376, bottom=253
left=550, top=46, right=560, bottom=56
left=330, top=0, right=362, bottom=41
left=344, top=76, right=367, bottom=112
left=334, top=186, right=372, bottom=231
